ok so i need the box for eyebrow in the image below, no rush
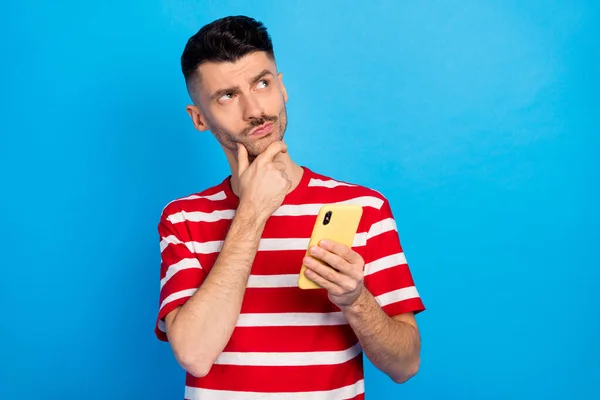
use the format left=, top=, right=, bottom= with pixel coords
left=210, top=69, right=274, bottom=101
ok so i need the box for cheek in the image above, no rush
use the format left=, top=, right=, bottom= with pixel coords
left=211, top=108, right=243, bottom=131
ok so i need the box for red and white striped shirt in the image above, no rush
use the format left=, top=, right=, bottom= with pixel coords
left=155, top=166, right=425, bottom=399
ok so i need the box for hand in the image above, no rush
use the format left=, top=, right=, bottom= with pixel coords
left=303, top=240, right=365, bottom=308
left=237, top=140, right=291, bottom=222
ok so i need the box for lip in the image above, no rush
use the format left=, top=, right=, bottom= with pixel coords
left=248, top=122, right=274, bottom=137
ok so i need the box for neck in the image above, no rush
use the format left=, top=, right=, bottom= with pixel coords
left=225, top=148, right=304, bottom=198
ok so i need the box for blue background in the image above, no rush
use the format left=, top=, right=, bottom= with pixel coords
left=2, top=1, right=598, bottom=399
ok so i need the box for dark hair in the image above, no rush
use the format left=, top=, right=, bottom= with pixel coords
left=181, top=15, right=275, bottom=84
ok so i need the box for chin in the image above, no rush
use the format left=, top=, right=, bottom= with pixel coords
left=247, top=133, right=284, bottom=157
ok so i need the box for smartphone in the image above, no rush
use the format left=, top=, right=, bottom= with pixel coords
left=298, top=204, right=364, bottom=290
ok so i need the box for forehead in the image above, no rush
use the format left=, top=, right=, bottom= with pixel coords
left=196, top=51, right=276, bottom=94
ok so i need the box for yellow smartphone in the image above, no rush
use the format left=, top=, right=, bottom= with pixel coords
left=298, top=204, right=364, bottom=289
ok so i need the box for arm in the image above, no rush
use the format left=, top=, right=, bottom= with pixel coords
left=160, top=141, right=291, bottom=378
left=303, top=198, right=425, bottom=383
left=164, top=204, right=266, bottom=378
left=303, top=242, right=421, bottom=383
left=342, top=289, right=420, bottom=383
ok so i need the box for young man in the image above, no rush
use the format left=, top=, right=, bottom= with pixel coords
left=155, top=15, right=425, bottom=400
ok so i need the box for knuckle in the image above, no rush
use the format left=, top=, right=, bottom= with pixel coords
left=325, top=269, right=337, bottom=281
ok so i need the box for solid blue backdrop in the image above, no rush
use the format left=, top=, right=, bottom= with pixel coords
left=1, top=1, right=598, bottom=399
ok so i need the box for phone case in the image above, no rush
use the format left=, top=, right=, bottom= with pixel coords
left=298, top=204, right=364, bottom=289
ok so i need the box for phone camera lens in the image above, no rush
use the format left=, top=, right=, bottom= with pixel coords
left=323, top=211, right=332, bottom=225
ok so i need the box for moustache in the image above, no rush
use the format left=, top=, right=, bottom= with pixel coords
left=241, top=114, right=278, bottom=136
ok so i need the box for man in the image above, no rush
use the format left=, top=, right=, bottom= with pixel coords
left=155, top=15, right=425, bottom=400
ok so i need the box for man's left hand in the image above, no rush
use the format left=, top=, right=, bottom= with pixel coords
left=303, top=240, right=365, bottom=308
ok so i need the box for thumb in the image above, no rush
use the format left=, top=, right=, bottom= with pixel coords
left=237, top=142, right=249, bottom=176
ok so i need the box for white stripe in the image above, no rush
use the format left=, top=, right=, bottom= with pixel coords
left=159, top=288, right=197, bottom=313
left=215, top=342, right=361, bottom=366
left=191, top=240, right=224, bottom=254
left=273, top=196, right=384, bottom=217
left=160, top=258, right=202, bottom=289
left=353, top=232, right=368, bottom=247
left=158, top=319, right=166, bottom=332
left=185, top=380, right=364, bottom=400
left=161, top=216, right=395, bottom=256
left=364, top=252, right=407, bottom=276
left=308, top=178, right=356, bottom=188
left=259, top=238, right=309, bottom=251
left=161, top=191, right=227, bottom=212
left=163, top=231, right=374, bottom=257
left=247, top=274, right=299, bottom=288
left=160, top=235, right=186, bottom=253
left=179, top=191, right=227, bottom=202
left=375, top=286, right=420, bottom=307
left=167, top=209, right=235, bottom=224
left=187, top=238, right=308, bottom=254
left=236, top=312, right=347, bottom=327
left=165, top=196, right=385, bottom=223
left=367, top=217, right=397, bottom=239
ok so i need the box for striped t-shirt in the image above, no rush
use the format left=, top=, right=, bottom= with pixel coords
left=155, top=166, right=425, bottom=400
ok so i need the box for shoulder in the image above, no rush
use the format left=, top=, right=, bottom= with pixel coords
left=159, top=177, right=233, bottom=222
left=305, top=168, right=390, bottom=212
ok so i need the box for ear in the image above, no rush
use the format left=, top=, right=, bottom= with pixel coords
left=186, top=104, right=209, bottom=131
left=278, top=72, right=288, bottom=103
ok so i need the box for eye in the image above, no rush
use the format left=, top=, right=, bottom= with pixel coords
left=256, top=79, right=270, bottom=89
left=219, top=92, right=234, bottom=102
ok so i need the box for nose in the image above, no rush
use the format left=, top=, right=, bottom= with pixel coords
left=241, top=93, right=264, bottom=121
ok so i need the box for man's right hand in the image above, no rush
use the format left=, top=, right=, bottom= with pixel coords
left=236, top=140, right=292, bottom=222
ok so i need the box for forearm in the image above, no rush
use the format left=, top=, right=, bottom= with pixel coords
left=342, top=288, right=420, bottom=383
left=168, top=204, right=266, bottom=376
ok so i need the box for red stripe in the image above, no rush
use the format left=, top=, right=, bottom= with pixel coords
left=181, top=218, right=232, bottom=242
left=241, top=286, right=340, bottom=313
left=364, top=232, right=404, bottom=262
left=160, top=249, right=200, bottom=277
left=383, top=296, right=426, bottom=316
left=159, top=268, right=203, bottom=303
left=224, top=325, right=358, bottom=352
left=196, top=246, right=370, bottom=277
left=188, top=355, right=364, bottom=392
left=365, top=264, right=415, bottom=298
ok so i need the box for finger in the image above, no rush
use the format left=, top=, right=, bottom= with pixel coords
left=256, top=140, right=287, bottom=165
left=283, top=174, right=292, bottom=189
left=237, top=143, right=249, bottom=176
left=309, top=246, right=351, bottom=274
left=305, top=255, right=362, bottom=294
left=305, top=270, right=339, bottom=293
left=319, top=240, right=362, bottom=264
left=272, top=161, right=286, bottom=171
left=303, top=260, right=343, bottom=293
left=304, top=256, right=346, bottom=286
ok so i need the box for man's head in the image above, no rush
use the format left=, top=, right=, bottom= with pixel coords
left=181, top=16, right=288, bottom=159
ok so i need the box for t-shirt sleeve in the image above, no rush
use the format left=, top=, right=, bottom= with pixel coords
left=363, top=197, right=425, bottom=317
left=154, top=206, right=207, bottom=342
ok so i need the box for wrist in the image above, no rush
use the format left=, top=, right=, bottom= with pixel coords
left=340, top=284, right=370, bottom=315
left=235, top=201, right=268, bottom=230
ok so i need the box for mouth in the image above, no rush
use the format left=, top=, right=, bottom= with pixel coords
left=248, top=122, right=274, bottom=138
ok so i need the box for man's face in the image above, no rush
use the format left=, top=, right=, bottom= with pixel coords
left=191, top=51, right=288, bottom=159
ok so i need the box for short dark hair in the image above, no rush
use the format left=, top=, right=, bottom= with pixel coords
left=181, top=15, right=275, bottom=84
